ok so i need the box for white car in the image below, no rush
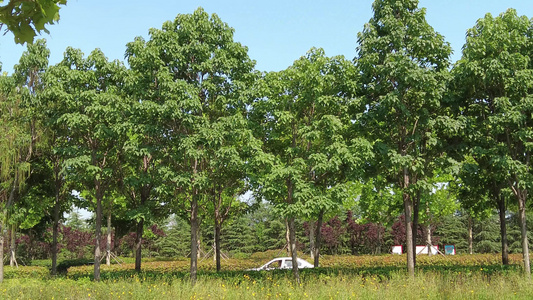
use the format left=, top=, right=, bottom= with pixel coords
left=249, top=257, right=314, bottom=271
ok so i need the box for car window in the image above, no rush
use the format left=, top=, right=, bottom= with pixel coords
left=285, top=260, right=293, bottom=268
left=267, top=261, right=281, bottom=269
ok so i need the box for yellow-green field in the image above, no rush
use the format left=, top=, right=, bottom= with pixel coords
left=2, top=254, right=532, bottom=299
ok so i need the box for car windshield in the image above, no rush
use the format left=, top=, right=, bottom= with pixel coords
left=266, top=261, right=281, bottom=269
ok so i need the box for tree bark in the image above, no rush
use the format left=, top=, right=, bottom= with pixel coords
left=411, top=192, right=419, bottom=266
left=134, top=218, right=143, bottom=272
left=288, top=217, right=300, bottom=284
left=51, top=189, right=60, bottom=275
left=93, top=182, right=103, bottom=282
left=190, top=191, right=199, bottom=285
left=9, top=224, right=16, bottom=267
left=468, top=216, right=473, bottom=255
left=214, top=217, right=221, bottom=272
left=0, top=220, right=4, bottom=283
left=106, top=210, right=112, bottom=266
left=313, top=210, right=324, bottom=268
left=518, top=190, right=530, bottom=276
left=426, top=223, right=432, bottom=256
left=403, top=191, right=415, bottom=277
left=497, top=195, right=509, bottom=265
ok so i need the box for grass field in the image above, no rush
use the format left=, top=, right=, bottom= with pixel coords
left=2, top=253, right=533, bottom=299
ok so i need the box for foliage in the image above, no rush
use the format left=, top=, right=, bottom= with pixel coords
left=0, top=0, right=66, bottom=44
left=355, top=0, right=452, bottom=275
left=453, top=8, right=533, bottom=273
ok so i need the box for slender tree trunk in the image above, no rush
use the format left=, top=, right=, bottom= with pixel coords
left=425, top=223, right=432, bottom=256
left=9, top=224, right=15, bottom=267
left=106, top=210, right=112, bottom=266
left=0, top=220, right=3, bottom=283
left=403, top=192, right=415, bottom=277
left=497, top=196, right=509, bottom=265
left=286, top=175, right=300, bottom=284
left=468, top=216, right=473, bottom=255
left=190, top=191, right=199, bottom=285
left=215, top=218, right=221, bottom=272
left=285, top=219, right=290, bottom=255
left=402, top=167, right=415, bottom=277
left=134, top=218, right=143, bottom=272
left=314, top=210, right=324, bottom=268
left=51, top=190, right=60, bottom=275
left=94, top=186, right=103, bottom=282
left=425, top=204, right=432, bottom=257
left=288, top=217, right=300, bottom=284
left=518, top=191, right=530, bottom=276
left=411, top=192, right=419, bottom=266
left=309, top=221, right=315, bottom=261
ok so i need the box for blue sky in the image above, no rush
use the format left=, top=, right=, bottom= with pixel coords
left=1, top=0, right=532, bottom=74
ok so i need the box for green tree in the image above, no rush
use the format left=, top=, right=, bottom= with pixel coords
left=125, top=8, right=257, bottom=284
left=433, top=214, right=469, bottom=253
left=8, top=39, right=61, bottom=272
left=252, top=48, right=369, bottom=280
left=0, top=0, right=66, bottom=44
left=65, top=208, right=87, bottom=231
left=355, top=0, right=452, bottom=276
left=0, top=69, right=39, bottom=282
left=155, top=215, right=190, bottom=258
left=41, top=47, right=126, bottom=281
left=453, top=9, right=533, bottom=275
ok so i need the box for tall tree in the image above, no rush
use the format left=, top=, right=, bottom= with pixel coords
left=453, top=9, right=533, bottom=275
left=252, top=48, right=369, bottom=280
left=355, top=0, right=452, bottom=276
left=125, top=8, right=257, bottom=284
left=41, top=47, right=126, bottom=281
left=10, top=38, right=53, bottom=271
left=0, top=73, right=31, bottom=283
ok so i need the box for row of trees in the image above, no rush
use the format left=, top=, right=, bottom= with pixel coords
left=14, top=201, right=533, bottom=263
left=2, top=0, right=533, bottom=283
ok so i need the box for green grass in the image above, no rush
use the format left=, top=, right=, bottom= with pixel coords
left=1, top=270, right=532, bottom=299
left=2, top=254, right=533, bottom=299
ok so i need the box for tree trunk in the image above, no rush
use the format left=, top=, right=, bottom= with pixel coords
left=106, top=210, right=112, bottom=266
left=51, top=191, right=60, bottom=275
left=314, top=210, right=324, bottom=268
left=135, top=218, right=143, bottom=272
left=288, top=217, right=300, bottom=284
left=190, top=191, right=199, bottom=285
left=497, top=196, right=509, bottom=265
left=403, top=192, right=415, bottom=277
left=308, top=220, right=315, bottom=261
left=426, top=223, right=432, bottom=256
left=411, top=192, right=419, bottom=266
left=93, top=184, right=103, bottom=282
left=9, top=224, right=16, bottom=267
left=215, top=218, right=221, bottom=272
left=285, top=219, right=291, bottom=255
left=0, top=220, right=3, bottom=283
left=518, top=191, right=530, bottom=276
left=468, top=216, right=473, bottom=255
